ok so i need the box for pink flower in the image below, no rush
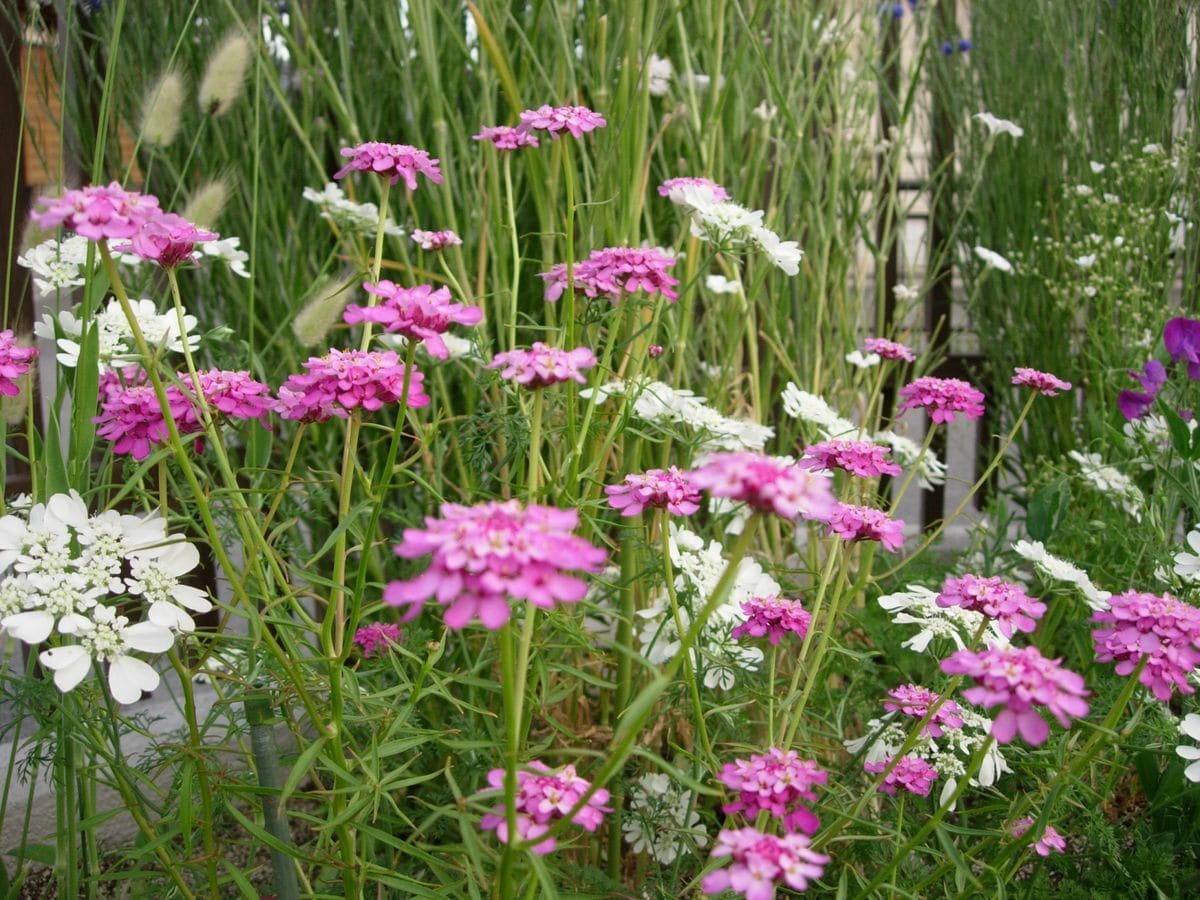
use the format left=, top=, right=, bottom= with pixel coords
left=824, top=503, right=905, bottom=551
left=864, top=755, right=938, bottom=797
left=897, top=376, right=985, bottom=424
left=604, top=467, right=700, bottom=517
left=657, top=176, right=731, bottom=202
left=517, top=105, right=606, bottom=139
left=0, top=331, right=37, bottom=397
left=798, top=440, right=902, bottom=478
left=702, top=827, right=829, bottom=899
left=353, top=622, right=401, bottom=658
left=882, top=684, right=964, bottom=738
left=347, top=281, right=483, bottom=360
left=540, top=247, right=679, bottom=303
left=192, top=369, right=275, bottom=423
left=717, top=748, right=827, bottom=834
left=472, top=125, right=540, bottom=150
left=941, top=645, right=1090, bottom=745
left=648, top=344, right=664, bottom=359
left=1012, top=367, right=1072, bottom=396
left=1011, top=817, right=1067, bottom=856
left=487, top=343, right=597, bottom=389
left=690, top=452, right=836, bottom=522
left=32, top=182, right=162, bottom=240
left=937, top=574, right=1046, bottom=637
left=94, top=368, right=201, bottom=460
left=411, top=229, right=462, bottom=251
left=276, top=348, right=429, bottom=423
left=863, top=337, right=916, bottom=363
left=333, top=141, right=443, bottom=190
left=384, top=500, right=606, bottom=630
left=478, top=761, right=610, bottom=855
left=114, top=212, right=217, bottom=268
left=1091, top=590, right=1200, bottom=702
left=731, top=596, right=812, bottom=645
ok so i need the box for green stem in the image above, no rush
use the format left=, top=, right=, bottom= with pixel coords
left=526, top=389, right=545, bottom=499
left=498, top=620, right=521, bottom=895
left=360, top=179, right=393, bottom=351
left=169, top=651, right=221, bottom=896
left=504, top=154, right=521, bottom=352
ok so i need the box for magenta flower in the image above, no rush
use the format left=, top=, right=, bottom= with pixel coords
left=897, top=376, right=985, bottom=424
left=941, top=645, right=1090, bottom=745
left=94, top=369, right=201, bottom=460
left=517, top=104, right=606, bottom=139
left=936, top=574, right=1046, bottom=637
left=1011, top=817, right=1067, bottom=856
left=864, top=755, right=938, bottom=797
left=798, top=440, right=902, bottom=479
left=604, top=467, right=700, bottom=517
left=1012, top=367, right=1072, bottom=396
left=825, top=503, right=905, bottom=552
left=702, top=827, right=829, bottom=899
left=648, top=344, right=664, bottom=359
left=347, top=281, right=483, bottom=360
left=1164, top=317, right=1200, bottom=380
left=333, top=141, right=443, bottom=190
left=472, top=125, right=540, bottom=150
left=276, top=348, right=429, bottom=423
left=863, top=336, right=916, bottom=362
left=0, top=331, right=37, bottom=397
left=192, top=369, right=275, bottom=423
left=882, top=684, right=964, bottom=738
left=1091, top=590, right=1200, bottom=702
left=690, top=452, right=836, bottom=522
left=32, top=182, right=162, bottom=240
left=716, top=748, right=827, bottom=835
left=1118, top=359, right=1168, bottom=421
left=353, top=622, right=401, bottom=658
left=411, top=229, right=462, bottom=251
left=731, top=596, right=812, bottom=645
left=657, top=176, right=731, bottom=202
left=540, top=247, right=679, bottom=303
left=115, top=212, right=217, bottom=269
left=478, top=761, right=610, bottom=855
left=384, top=500, right=606, bottom=629
left=487, top=343, right=597, bottom=389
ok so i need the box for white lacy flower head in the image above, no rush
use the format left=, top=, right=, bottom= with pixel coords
left=1075, top=254, right=1097, bottom=269
left=1089, top=160, right=1106, bottom=174
left=973, top=245, right=1014, bottom=273
left=1173, top=529, right=1200, bottom=583
left=893, top=284, right=920, bottom=302
left=874, top=431, right=947, bottom=489
left=676, top=187, right=802, bottom=275
left=302, top=182, right=405, bottom=237
left=1177, top=713, right=1200, bottom=782
left=705, top=274, right=742, bottom=294
left=780, top=383, right=861, bottom=439
left=34, top=297, right=200, bottom=372
left=973, top=112, right=1024, bottom=140
left=16, top=235, right=91, bottom=297
left=197, top=236, right=250, bottom=278
left=1011, top=539, right=1111, bottom=610
left=623, top=772, right=708, bottom=864
left=877, top=585, right=1008, bottom=653
left=846, top=350, right=881, bottom=369
left=1067, top=450, right=1144, bottom=520
left=752, top=100, right=777, bottom=122
left=647, top=54, right=673, bottom=96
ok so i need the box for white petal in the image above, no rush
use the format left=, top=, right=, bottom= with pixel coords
left=148, top=601, right=196, bottom=633
left=39, top=645, right=92, bottom=692
left=1175, top=746, right=1200, bottom=761
left=57, top=613, right=93, bottom=635
left=123, top=621, right=175, bottom=653
left=3, top=611, right=55, bottom=644
left=1180, top=714, right=1200, bottom=741
left=160, top=541, right=201, bottom=577
left=46, top=492, right=89, bottom=530
left=173, top=584, right=212, bottom=613
left=939, top=778, right=958, bottom=809
left=108, top=656, right=160, bottom=704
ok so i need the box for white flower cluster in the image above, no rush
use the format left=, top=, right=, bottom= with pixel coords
left=197, top=236, right=250, bottom=278
left=877, top=585, right=1009, bottom=653
left=1176, top=713, right=1200, bottom=782
left=622, top=772, right=708, bottom=864
left=17, top=235, right=90, bottom=297
left=302, top=182, right=405, bottom=238
left=1011, top=540, right=1110, bottom=610
left=0, top=492, right=210, bottom=704
left=646, top=54, right=672, bottom=96
left=34, top=298, right=199, bottom=372
left=637, top=526, right=776, bottom=690
left=1067, top=450, right=1144, bottom=520
left=668, top=184, right=803, bottom=276
left=972, top=112, right=1024, bottom=140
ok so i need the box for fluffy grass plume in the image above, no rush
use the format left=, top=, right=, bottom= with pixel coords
left=139, top=69, right=186, bottom=147
left=181, top=178, right=231, bottom=229
left=292, top=274, right=356, bottom=346
left=198, top=31, right=252, bottom=117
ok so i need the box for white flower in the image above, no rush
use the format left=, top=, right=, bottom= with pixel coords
left=16, top=235, right=91, bottom=297
left=589, top=380, right=773, bottom=451
left=623, top=772, right=708, bottom=864
left=647, top=54, right=673, bottom=96
left=380, top=331, right=478, bottom=362
left=845, top=350, right=881, bottom=369
left=1074, top=254, right=1097, bottom=269
left=1089, top=161, right=1106, bottom=174
left=197, top=236, right=250, bottom=278
left=302, top=182, right=405, bottom=237
left=1177, top=714, right=1200, bottom=782
left=35, top=298, right=199, bottom=372
left=1011, top=540, right=1110, bottom=610
left=874, top=430, right=947, bottom=489
left=1143, top=143, right=1164, bottom=155
left=878, top=585, right=1008, bottom=653
left=39, top=605, right=173, bottom=704
left=1173, top=528, right=1200, bottom=582
left=127, top=541, right=212, bottom=633
left=752, top=100, right=777, bottom=122
left=973, top=112, right=1024, bottom=140
left=973, top=246, right=1014, bottom=273
left=1074, top=184, right=1094, bottom=197
left=893, top=284, right=920, bottom=302
left=1103, top=193, right=1120, bottom=204
left=705, top=275, right=742, bottom=294
left=752, top=227, right=803, bottom=275
left=780, top=383, right=860, bottom=439
left=1068, top=450, right=1144, bottom=520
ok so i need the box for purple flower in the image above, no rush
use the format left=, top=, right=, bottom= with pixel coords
left=604, top=467, right=700, bottom=517
left=716, top=748, right=827, bottom=834
left=472, top=125, right=539, bottom=150
left=0, top=331, right=37, bottom=397
left=487, top=343, right=597, bottom=389
left=333, top=142, right=443, bottom=191
left=690, top=452, right=836, bottom=522
left=897, top=376, right=985, bottom=424
left=517, top=105, right=606, bottom=140
left=478, top=762, right=610, bottom=855
left=883, top=683, right=964, bottom=738
left=1012, top=367, right=1072, bottom=397
left=937, top=574, right=1046, bottom=637
left=353, top=622, right=401, bottom=658
left=540, top=247, right=679, bottom=303
left=731, top=596, right=812, bottom=645
left=348, top=281, right=482, bottom=360
left=798, top=440, right=902, bottom=478
left=824, top=503, right=905, bottom=552
left=1092, top=590, right=1200, bottom=702
left=702, top=827, right=828, bottom=899
left=1011, top=817, right=1067, bottom=856
left=1118, top=359, right=1168, bottom=421
left=865, top=755, right=938, bottom=797
left=1164, top=317, right=1200, bottom=380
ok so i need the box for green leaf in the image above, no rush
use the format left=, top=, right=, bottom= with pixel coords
left=1027, top=476, right=1071, bottom=541
left=42, top=407, right=69, bottom=497
left=1166, top=408, right=1195, bottom=459
left=1134, top=748, right=1162, bottom=801
left=68, top=323, right=101, bottom=489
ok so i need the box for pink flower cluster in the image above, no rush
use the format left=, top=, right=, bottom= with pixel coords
left=473, top=125, right=540, bottom=150
left=276, top=349, right=429, bottom=423
left=411, top=229, right=462, bottom=251
left=731, top=596, right=812, bottom=645
left=32, top=182, right=161, bottom=240
left=799, top=440, right=902, bottom=478
left=941, top=645, right=1090, bottom=745
left=384, top=500, right=606, bottom=629
left=657, top=176, right=731, bottom=202
left=115, top=212, right=217, bottom=268
left=1011, top=817, right=1067, bottom=856
left=702, top=827, right=828, bottom=899
left=487, top=343, right=597, bottom=388
left=540, top=247, right=679, bottom=303
left=883, top=684, right=964, bottom=738
left=333, top=141, right=443, bottom=190
left=347, top=281, right=483, bottom=360
left=824, top=503, right=905, bottom=552
left=0, top=331, right=37, bottom=397
left=478, top=762, right=610, bottom=854
left=353, top=622, right=401, bottom=658
left=865, top=755, right=938, bottom=797
left=690, top=452, right=836, bottom=522
left=1012, top=367, right=1072, bottom=396
left=194, top=369, right=275, bottom=423
left=863, top=336, right=916, bottom=362
left=604, top=467, right=700, bottom=517
left=1091, top=590, right=1200, bottom=701
left=517, top=105, right=607, bottom=139
left=897, top=376, right=985, bottom=424
left=716, top=748, right=827, bottom=835
left=94, top=369, right=201, bottom=461
left=937, top=574, right=1046, bottom=637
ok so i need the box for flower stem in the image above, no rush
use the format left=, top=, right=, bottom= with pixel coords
left=504, top=154, right=521, bottom=352
left=526, top=389, right=545, bottom=499
left=498, top=620, right=521, bottom=894
left=359, top=179, right=393, bottom=351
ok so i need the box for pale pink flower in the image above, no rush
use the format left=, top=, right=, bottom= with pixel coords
left=648, top=344, right=664, bottom=358
left=115, top=212, right=217, bottom=268
left=865, top=755, right=938, bottom=797
left=604, top=467, right=700, bottom=517
left=517, top=105, right=606, bottom=139
left=347, top=281, right=483, bottom=360
left=863, top=337, right=916, bottom=363
left=690, top=452, right=836, bottom=522
left=353, top=622, right=401, bottom=658
left=32, top=182, right=162, bottom=240
left=472, top=125, right=540, bottom=150
left=276, top=348, right=429, bottom=423
left=731, top=596, right=812, bottom=645
left=192, top=369, right=275, bottom=423
left=799, top=440, right=902, bottom=478
left=384, top=500, right=606, bottom=629
left=824, top=503, right=905, bottom=552
left=1011, top=817, right=1067, bottom=856
left=1012, top=367, right=1072, bottom=396
left=897, top=376, right=985, bottom=424
left=0, top=331, right=37, bottom=397
left=487, top=343, right=597, bottom=388
left=540, top=247, right=679, bottom=303
left=1091, top=590, right=1200, bottom=702
left=882, top=684, right=964, bottom=738
left=657, top=176, right=731, bottom=202
left=478, top=762, right=610, bottom=855
left=411, top=229, right=462, bottom=251
left=702, top=827, right=828, bottom=898
left=333, top=141, right=443, bottom=190
left=937, top=574, right=1046, bottom=637
left=94, top=369, right=200, bottom=460
left=717, top=748, right=827, bottom=834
